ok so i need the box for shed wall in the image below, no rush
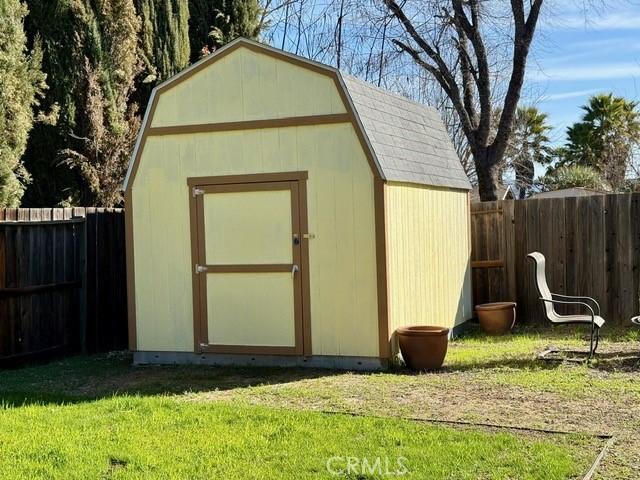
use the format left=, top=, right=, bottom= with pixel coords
left=385, top=182, right=472, bottom=353
left=131, top=124, right=379, bottom=357
left=151, top=47, right=347, bottom=127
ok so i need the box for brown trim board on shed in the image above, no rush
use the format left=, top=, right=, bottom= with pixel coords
left=124, top=189, right=136, bottom=351
left=148, top=114, right=350, bottom=136
left=124, top=38, right=391, bottom=359
left=187, top=172, right=312, bottom=356
left=374, top=178, right=390, bottom=359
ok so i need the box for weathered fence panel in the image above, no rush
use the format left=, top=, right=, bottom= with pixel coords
left=471, top=193, right=640, bottom=325
left=85, top=208, right=128, bottom=353
left=0, top=217, right=82, bottom=362
left=0, top=208, right=127, bottom=364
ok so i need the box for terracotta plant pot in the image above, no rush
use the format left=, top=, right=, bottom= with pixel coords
left=396, top=326, right=449, bottom=371
left=476, top=302, right=516, bottom=335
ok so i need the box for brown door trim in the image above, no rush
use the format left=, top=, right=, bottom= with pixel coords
left=203, top=264, right=295, bottom=273
left=199, top=182, right=293, bottom=194
left=188, top=186, right=202, bottom=353
left=188, top=171, right=311, bottom=356
left=187, top=171, right=308, bottom=187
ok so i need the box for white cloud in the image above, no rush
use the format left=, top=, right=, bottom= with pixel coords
left=542, top=88, right=601, bottom=101
left=530, top=62, right=640, bottom=81
left=564, top=37, right=630, bottom=49
left=550, top=12, right=640, bottom=31
left=540, top=42, right=640, bottom=66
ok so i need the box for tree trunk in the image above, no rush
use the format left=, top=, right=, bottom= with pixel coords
left=474, top=148, right=501, bottom=201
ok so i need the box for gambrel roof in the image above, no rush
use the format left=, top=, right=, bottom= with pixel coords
left=124, top=38, right=471, bottom=192
left=342, top=75, right=471, bottom=190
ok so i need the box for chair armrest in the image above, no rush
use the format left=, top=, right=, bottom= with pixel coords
left=539, top=298, right=596, bottom=324
left=551, top=293, right=601, bottom=316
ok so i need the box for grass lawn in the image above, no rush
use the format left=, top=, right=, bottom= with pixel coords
left=0, top=397, right=593, bottom=480
left=1, top=325, right=638, bottom=479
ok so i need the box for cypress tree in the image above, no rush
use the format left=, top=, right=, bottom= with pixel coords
left=188, top=0, right=262, bottom=61
left=0, top=0, right=46, bottom=206
left=24, top=0, right=142, bottom=206
left=134, top=0, right=190, bottom=101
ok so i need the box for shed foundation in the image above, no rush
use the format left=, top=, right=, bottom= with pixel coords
left=133, top=351, right=387, bottom=371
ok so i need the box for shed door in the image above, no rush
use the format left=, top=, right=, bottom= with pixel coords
left=192, top=180, right=305, bottom=355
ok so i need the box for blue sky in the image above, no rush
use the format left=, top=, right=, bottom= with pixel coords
left=530, top=1, right=640, bottom=146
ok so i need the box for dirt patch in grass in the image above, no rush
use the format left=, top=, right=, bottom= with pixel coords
left=182, top=336, right=640, bottom=479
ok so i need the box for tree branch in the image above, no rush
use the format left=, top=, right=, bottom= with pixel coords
left=391, top=38, right=474, bottom=138
left=453, top=25, right=477, bottom=129
left=384, top=0, right=473, bottom=137
left=451, top=0, right=491, bottom=144
left=491, top=0, right=543, bottom=160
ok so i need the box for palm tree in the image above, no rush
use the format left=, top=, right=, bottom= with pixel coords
left=503, top=106, right=552, bottom=199
left=563, top=94, right=640, bottom=191
left=538, top=164, right=609, bottom=192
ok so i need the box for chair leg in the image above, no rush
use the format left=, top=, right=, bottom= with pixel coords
left=593, top=327, right=600, bottom=355
left=588, top=324, right=596, bottom=360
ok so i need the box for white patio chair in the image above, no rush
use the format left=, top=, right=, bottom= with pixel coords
left=527, top=252, right=605, bottom=359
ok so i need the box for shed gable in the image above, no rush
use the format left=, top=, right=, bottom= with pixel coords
left=150, top=46, right=347, bottom=128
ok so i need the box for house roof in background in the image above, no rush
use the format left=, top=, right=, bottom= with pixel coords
left=470, top=184, right=514, bottom=203
left=531, top=187, right=607, bottom=199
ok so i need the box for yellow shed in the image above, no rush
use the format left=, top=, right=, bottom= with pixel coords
left=124, top=38, right=473, bottom=370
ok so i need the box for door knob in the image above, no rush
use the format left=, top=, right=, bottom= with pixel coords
left=291, top=264, right=299, bottom=278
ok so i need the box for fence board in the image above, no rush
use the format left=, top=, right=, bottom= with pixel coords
left=512, top=199, right=528, bottom=318
left=503, top=201, right=517, bottom=301
left=605, top=195, right=619, bottom=321
left=631, top=195, right=640, bottom=322
left=471, top=193, right=640, bottom=325
left=0, top=208, right=127, bottom=364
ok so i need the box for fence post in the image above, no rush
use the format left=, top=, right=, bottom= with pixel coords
left=78, top=215, right=88, bottom=354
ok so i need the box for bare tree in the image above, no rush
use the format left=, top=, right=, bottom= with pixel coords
left=263, top=0, right=395, bottom=80
left=261, top=0, right=503, bottom=188
left=383, top=0, right=543, bottom=200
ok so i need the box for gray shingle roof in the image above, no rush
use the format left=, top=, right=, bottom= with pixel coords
left=341, top=75, right=471, bottom=190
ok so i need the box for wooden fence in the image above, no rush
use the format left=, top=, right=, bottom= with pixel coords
left=471, top=193, right=640, bottom=325
left=0, top=208, right=127, bottom=364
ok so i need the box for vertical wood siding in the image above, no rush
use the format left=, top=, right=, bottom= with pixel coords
left=151, top=47, right=347, bottom=127
left=132, top=123, right=379, bottom=356
left=385, top=183, right=473, bottom=349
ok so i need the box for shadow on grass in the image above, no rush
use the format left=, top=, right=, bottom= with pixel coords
left=2, top=325, right=638, bottom=407
left=457, top=321, right=640, bottom=343
left=0, top=353, right=342, bottom=408
left=449, top=323, right=640, bottom=367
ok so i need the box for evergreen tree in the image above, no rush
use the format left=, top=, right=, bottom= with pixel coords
left=24, top=0, right=142, bottom=206
left=188, top=0, right=262, bottom=61
left=134, top=0, right=190, bottom=103
left=0, top=0, right=46, bottom=206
